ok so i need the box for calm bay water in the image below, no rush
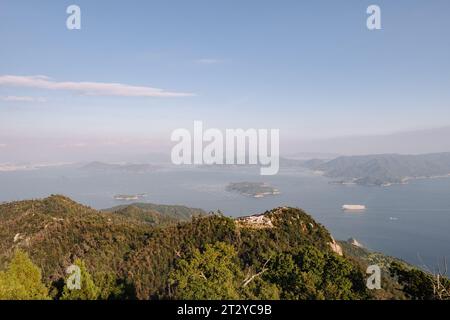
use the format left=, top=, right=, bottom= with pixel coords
left=1, top=165, right=449, bottom=268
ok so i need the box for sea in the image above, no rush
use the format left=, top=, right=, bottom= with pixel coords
left=1, top=164, right=449, bottom=269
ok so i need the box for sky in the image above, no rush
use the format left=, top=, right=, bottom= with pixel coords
left=1, top=0, right=450, bottom=162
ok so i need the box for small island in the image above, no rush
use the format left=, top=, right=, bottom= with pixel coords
left=226, top=182, right=280, bottom=198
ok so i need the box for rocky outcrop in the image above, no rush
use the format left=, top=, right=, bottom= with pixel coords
left=235, top=214, right=274, bottom=229
left=236, top=208, right=343, bottom=257
left=348, top=237, right=364, bottom=248
left=329, top=237, right=343, bottom=256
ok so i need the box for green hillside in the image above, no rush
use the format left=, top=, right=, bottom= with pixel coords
left=0, top=195, right=447, bottom=300
left=104, top=202, right=206, bottom=226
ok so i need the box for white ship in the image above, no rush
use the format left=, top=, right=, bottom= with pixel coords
left=342, top=205, right=366, bottom=211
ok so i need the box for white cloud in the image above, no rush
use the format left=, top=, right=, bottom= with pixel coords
left=0, top=144, right=7, bottom=148
left=1, top=95, right=47, bottom=102
left=0, top=75, right=195, bottom=98
left=195, top=58, right=223, bottom=65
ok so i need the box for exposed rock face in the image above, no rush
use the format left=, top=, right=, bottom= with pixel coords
left=235, top=213, right=274, bottom=229
left=13, top=233, right=24, bottom=243
left=329, top=237, right=343, bottom=256
left=348, top=237, right=364, bottom=248
left=235, top=207, right=293, bottom=229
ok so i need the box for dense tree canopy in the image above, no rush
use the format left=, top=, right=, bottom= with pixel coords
left=0, top=250, right=50, bottom=300
left=61, top=259, right=100, bottom=300
left=169, top=242, right=242, bottom=299
left=390, top=262, right=450, bottom=300
left=0, top=196, right=448, bottom=300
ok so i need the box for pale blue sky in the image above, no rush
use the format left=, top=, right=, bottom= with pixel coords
left=1, top=0, right=450, bottom=160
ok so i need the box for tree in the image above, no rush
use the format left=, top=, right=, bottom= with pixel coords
left=0, top=250, right=50, bottom=300
left=266, top=251, right=323, bottom=299
left=169, top=242, right=242, bottom=299
left=390, top=261, right=450, bottom=300
left=94, top=272, right=126, bottom=300
left=61, top=259, right=100, bottom=300
left=265, top=246, right=367, bottom=300
left=321, top=254, right=355, bottom=299
left=241, top=276, right=280, bottom=300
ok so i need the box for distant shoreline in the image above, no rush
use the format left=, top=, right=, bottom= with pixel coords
left=328, top=173, right=450, bottom=187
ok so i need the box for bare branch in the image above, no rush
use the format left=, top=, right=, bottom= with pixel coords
left=242, top=258, right=271, bottom=288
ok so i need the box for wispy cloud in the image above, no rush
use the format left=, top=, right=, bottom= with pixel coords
left=1, top=95, right=47, bottom=102
left=0, top=75, right=195, bottom=98
left=0, top=143, right=7, bottom=148
left=195, top=58, right=223, bottom=65
left=59, top=142, right=88, bottom=148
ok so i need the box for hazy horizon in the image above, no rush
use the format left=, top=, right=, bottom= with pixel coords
left=2, top=0, right=450, bottom=164
left=1, top=125, right=450, bottom=163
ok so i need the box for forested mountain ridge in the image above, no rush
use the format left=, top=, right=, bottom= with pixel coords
left=0, top=195, right=151, bottom=283
left=103, top=203, right=206, bottom=226
left=0, top=195, right=447, bottom=300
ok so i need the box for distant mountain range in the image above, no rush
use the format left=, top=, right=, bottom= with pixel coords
left=302, top=152, right=450, bottom=186
left=80, top=161, right=161, bottom=173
